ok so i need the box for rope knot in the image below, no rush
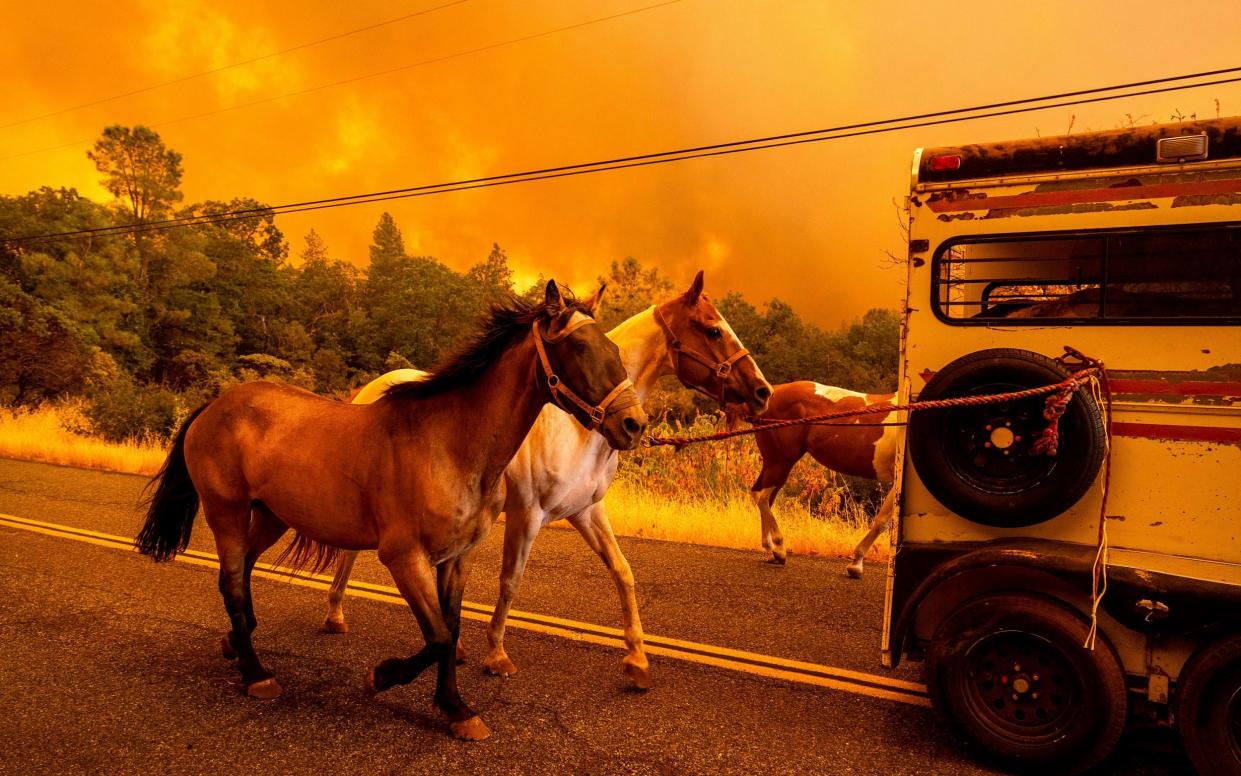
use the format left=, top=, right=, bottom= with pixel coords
left=1031, top=382, right=1074, bottom=456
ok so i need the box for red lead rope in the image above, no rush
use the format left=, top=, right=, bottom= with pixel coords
left=641, top=347, right=1104, bottom=452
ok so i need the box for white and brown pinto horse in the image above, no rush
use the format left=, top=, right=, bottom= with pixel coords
left=324, top=272, right=772, bottom=688
left=749, top=382, right=897, bottom=577
left=136, top=282, right=646, bottom=740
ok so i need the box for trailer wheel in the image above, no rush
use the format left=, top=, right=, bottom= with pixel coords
left=926, top=593, right=1127, bottom=774
left=909, top=348, right=1106, bottom=527
left=1176, top=633, right=1241, bottom=776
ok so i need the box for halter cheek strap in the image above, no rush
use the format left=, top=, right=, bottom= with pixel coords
left=654, top=307, right=752, bottom=404
left=532, top=317, right=639, bottom=431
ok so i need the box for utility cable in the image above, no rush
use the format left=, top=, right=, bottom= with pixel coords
left=0, top=0, right=470, bottom=131
left=6, top=68, right=1240, bottom=245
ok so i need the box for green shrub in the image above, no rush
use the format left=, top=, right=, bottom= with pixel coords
left=85, top=378, right=184, bottom=442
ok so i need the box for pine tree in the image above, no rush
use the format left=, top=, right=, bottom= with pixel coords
left=467, top=242, right=515, bottom=303
left=87, top=125, right=183, bottom=223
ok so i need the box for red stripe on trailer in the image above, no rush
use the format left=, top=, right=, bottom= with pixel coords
left=1109, top=379, right=1241, bottom=397
left=924, top=178, right=1241, bottom=213
left=917, top=371, right=1241, bottom=399
left=1112, top=422, right=1241, bottom=444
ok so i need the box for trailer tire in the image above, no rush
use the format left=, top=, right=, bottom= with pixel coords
left=909, top=348, right=1105, bottom=527
left=926, top=592, right=1127, bottom=774
left=1176, top=633, right=1241, bottom=776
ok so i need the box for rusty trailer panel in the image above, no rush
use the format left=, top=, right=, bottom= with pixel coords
left=918, top=116, right=1241, bottom=184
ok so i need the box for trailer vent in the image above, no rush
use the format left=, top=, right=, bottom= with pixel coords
left=1156, top=133, right=1208, bottom=163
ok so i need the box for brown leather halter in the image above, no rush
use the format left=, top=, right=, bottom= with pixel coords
left=532, top=315, right=640, bottom=431
left=654, top=306, right=753, bottom=405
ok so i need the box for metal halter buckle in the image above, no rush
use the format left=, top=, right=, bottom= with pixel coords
left=654, top=306, right=752, bottom=405
left=532, top=317, right=638, bottom=431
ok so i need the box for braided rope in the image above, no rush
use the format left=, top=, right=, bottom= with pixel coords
left=641, top=366, right=1101, bottom=451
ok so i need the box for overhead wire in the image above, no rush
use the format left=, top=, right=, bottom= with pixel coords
left=0, top=0, right=684, bottom=163
left=6, top=66, right=1239, bottom=246
left=0, top=0, right=470, bottom=131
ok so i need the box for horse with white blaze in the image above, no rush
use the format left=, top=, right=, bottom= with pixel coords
left=323, top=271, right=772, bottom=688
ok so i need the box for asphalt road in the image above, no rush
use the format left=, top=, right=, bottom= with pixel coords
left=0, top=458, right=1193, bottom=775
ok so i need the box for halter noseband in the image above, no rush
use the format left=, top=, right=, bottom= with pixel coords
left=654, top=306, right=752, bottom=405
left=532, top=316, right=639, bottom=431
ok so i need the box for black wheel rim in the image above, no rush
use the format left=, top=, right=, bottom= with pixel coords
left=938, top=382, right=1059, bottom=496
left=961, top=629, right=1084, bottom=745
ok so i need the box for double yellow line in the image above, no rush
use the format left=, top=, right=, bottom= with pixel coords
left=0, top=511, right=929, bottom=707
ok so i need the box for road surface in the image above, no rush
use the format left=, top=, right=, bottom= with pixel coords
left=0, top=458, right=1191, bottom=774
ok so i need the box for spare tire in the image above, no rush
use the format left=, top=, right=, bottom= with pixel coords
left=908, top=348, right=1105, bottom=527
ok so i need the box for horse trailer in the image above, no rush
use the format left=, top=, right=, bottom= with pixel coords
left=885, top=117, right=1241, bottom=774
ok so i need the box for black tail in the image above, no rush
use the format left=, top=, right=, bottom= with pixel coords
left=136, top=403, right=210, bottom=561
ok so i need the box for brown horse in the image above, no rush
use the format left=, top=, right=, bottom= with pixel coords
left=324, top=272, right=772, bottom=689
left=135, top=281, right=646, bottom=740
left=747, top=382, right=897, bottom=575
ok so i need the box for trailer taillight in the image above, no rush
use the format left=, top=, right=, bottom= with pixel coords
left=928, top=154, right=962, bottom=172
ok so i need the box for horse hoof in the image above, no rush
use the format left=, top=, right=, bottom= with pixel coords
left=456, top=642, right=467, bottom=664
left=845, top=563, right=864, bottom=579
left=246, top=678, right=283, bottom=699
left=365, top=669, right=380, bottom=693
left=450, top=715, right=491, bottom=741
left=483, top=655, right=518, bottom=678
left=323, top=618, right=349, bottom=634
left=220, top=635, right=237, bottom=661
left=623, top=660, right=653, bottom=690
left=767, top=554, right=787, bottom=565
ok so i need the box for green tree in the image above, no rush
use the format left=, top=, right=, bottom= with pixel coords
left=87, top=125, right=183, bottom=223
left=596, top=256, right=674, bottom=329
left=189, top=199, right=299, bottom=367
left=825, top=308, right=900, bottom=392
left=357, top=212, right=481, bottom=370
left=368, top=212, right=407, bottom=271
left=0, top=278, right=92, bottom=404
left=467, top=243, right=515, bottom=304
left=0, top=187, right=147, bottom=371
left=294, top=229, right=360, bottom=391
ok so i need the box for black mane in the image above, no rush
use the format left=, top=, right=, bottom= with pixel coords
left=383, top=293, right=594, bottom=401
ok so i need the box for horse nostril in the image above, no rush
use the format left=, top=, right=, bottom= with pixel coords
left=755, top=385, right=771, bottom=401
left=623, top=417, right=642, bottom=434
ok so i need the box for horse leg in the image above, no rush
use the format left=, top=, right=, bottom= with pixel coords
left=434, top=547, right=486, bottom=738
left=205, top=498, right=282, bottom=699
left=323, top=550, right=359, bottom=634
left=568, top=503, right=651, bottom=690
left=371, top=548, right=489, bottom=741
left=483, top=508, right=542, bottom=678
left=750, top=458, right=795, bottom=564
left=846, top=486, right=895, bottom=579
left=237, top=502, right=289, bottom=639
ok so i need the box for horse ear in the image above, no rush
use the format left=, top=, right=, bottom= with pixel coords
left=682, top=270, right=705, bottom=305
left=544, top=279, right=566, bottom=315
left=582, top=282, right=607, bottom=316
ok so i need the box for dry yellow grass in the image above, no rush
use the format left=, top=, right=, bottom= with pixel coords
left=0, top=402, right=166, bottom=477
left=0, top=402, right=888, bottom=561
left=602, top=478, right=886, bottom=561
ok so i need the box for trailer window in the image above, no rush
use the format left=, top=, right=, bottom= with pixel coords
left=935, top=226, right=1241, bottom=323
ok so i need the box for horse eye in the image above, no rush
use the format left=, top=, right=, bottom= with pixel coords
left=706, top=327, right=722, bottom=339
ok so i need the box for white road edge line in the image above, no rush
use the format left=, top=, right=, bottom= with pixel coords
left=0, top=511, right=930, bottom=707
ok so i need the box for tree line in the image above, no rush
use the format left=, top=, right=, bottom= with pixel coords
left=0, top=125, right=898, bottom=440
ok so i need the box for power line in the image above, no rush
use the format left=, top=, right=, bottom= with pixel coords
left=43, top=63, right=1241, bottom=232
left=6, top=68, right=1241, bottom=246
left=0, top=0, right=684, bottom=163
left=0, top=0, right=470, bottom=131
left=14, top=65, right=1241, bottom=241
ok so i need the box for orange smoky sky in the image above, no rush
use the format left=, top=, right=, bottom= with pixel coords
left=4, top=0, right=1241, bottom=326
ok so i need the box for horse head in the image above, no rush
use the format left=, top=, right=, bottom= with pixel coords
left=537, top=280, right=648, bottom=450
left=654, top=270, right=772, bottom=416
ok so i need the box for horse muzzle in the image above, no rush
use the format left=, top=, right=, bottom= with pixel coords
left=601, top=404, right=648, bottom=451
